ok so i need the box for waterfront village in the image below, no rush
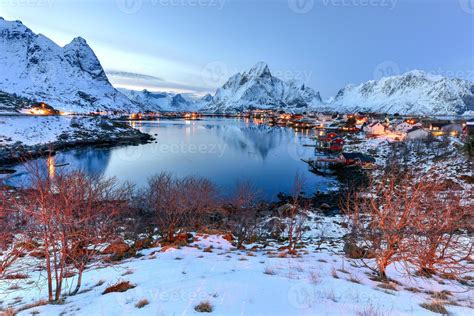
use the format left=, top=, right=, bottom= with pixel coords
left=27, top=102, right=474, bottom=169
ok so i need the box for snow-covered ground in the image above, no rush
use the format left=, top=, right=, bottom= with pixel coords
left=1, top=214, right=472, bottom=315
left=342, top=132, right=473, bottom=201
left=0, top=115, right=135, bottom=146
left=0, top=115, right=149, bottom=163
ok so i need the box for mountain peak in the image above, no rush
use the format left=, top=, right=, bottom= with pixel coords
left=0, top=18, right=138, bottom=113
left=246, top=62, right=272, bottom=78
left=0, top=17, right=29, bottom=32
left=70, top=36, right=88, bottom=45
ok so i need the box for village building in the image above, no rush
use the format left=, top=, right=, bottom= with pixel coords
left=424, top=120, right=450, bottom=131
left=463, top=120, right=474, bottom=137
left=316, top=132, right=344, bottom=152
left=339, top=152, right=376, bottom=168
left=441, top=123, right=463, bottom=136
left=395, top=121, right=422, bottom=133
left=364, top=122, right=386, bottom=136
left=29, top=102, right=59, bottom=115
left=406, top=127, right=430, bottom=140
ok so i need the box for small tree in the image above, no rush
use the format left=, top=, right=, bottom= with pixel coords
left=16, top=161, right=130, bottom=301
left=286, top=174, right=308, bottom=253
left=58, top=173, right=132, bottom=295
left=402, top=182, right=473, bottom=277
left=226, top=181, right=262, bottom=249
left=0, top=185, right=26, bottom=279
left=342, top=171, right=425, bottom=279
left=343, top=169, right=473, bottom=280
left=144, top=173, right=217, bottom=242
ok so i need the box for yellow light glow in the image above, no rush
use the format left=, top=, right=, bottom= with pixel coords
left=47, top=156, right=55, bottom=179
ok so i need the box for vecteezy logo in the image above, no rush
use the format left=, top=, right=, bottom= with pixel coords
left=288, top=0, right=315, bottom=14
left=459, top=0, right=474, bottom=14
left=373, top=61, right=400, bottom=81
left=116, top=145, right=143, bottom=162
left=201, top=61, right=229, bottom=87
left=288, top=283, right=316, bottom=309
left=116, top=0, right=144, bottom=14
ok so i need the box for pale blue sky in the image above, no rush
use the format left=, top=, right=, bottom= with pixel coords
left=1, top=0, right=473, bottom=97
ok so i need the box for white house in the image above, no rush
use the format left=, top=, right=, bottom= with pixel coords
left=395, top=121, right=422, bottom=133
left=406, top=127, right=430, bottom=140
left=365, top=122, right=386, bottom=135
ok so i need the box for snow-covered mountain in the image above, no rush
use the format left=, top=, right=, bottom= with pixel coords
left=118, top=89, right=208, bottom=112
left=204, top=62, right=323, bottom=113
left=331, top=70, right=474, bottom=115
left=0, top=17, right=139, bottom=113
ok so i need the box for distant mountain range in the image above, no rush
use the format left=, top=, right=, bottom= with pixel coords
left=332, top=70, right=474, bottom=116
left=118, top=89, right=209, bottom=112
left=1, top=17, right=473, bottom=116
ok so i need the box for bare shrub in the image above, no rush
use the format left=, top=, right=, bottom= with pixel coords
left=224, top=181, right=262, bottom=249
left=342, top=169, right=473, bottom=280
left=143, top=173, right=217, bottom=242
left=286, top=174, right=309, bottom=253
left=263, top=267, right=276, bottom=275
left=194, top=301, right=213, bottom=313
left=102, top=281, right=136, bottom=295
left=10, top=161, right=130, bottom=301
left=355, top=304, right=386, bottom=316
left=420, top=301, right=448, bottom=314
left=135, top=299, right=149, bottom=308
left=0, top=185, right=28, bottom=278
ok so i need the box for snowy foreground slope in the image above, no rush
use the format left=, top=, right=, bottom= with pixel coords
left=204, top=62, right=324, bottom=113
left=1, top=219, right=472, bottom=316
left=331, top=70, right=474, bottom=116
left=0, top=17, right=139, bottom=113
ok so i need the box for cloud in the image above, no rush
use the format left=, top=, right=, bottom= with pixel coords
left=106, top=69, right=213, bottom=95
left=106, top=70, right=164, bottom=82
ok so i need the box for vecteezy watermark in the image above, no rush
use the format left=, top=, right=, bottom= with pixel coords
left=373, top=61, right=474, bottom=81
left=0, top=0, right=54, bottom=7
left=201, top=61, right=230, bottom=87
left=322, top=0, right=397, bottom=10
left=373, top=60, right=400, bottom=80
left=116, top=0, right=226, bottom=14
left=116, top=0, right=144, bottom=14
left=113, top=286, right=225, bottom=308
left=459, top=0, right=474, bottom=14
left=156, top=0, right=225, bottom=9
left=273, top=69, right=313, bottom=84
left=288, top=283, right=316, bottom=309
left=288, top=0, right=315, bottom=14
left=117, top=145, right=144, bottom=162
left=150, top=142, right=227, bottom=157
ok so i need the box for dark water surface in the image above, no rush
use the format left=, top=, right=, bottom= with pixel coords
left=4, top=118, right=337, bottom=199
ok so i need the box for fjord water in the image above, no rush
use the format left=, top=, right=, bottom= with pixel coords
left=7, top=118, right=336, bottom=199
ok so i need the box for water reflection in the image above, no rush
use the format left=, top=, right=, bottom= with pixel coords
left=5, top=118, right=336, bottom=199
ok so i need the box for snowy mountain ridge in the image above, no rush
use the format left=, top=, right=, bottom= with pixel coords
left=331, top=70, right=474, bottom=115
left=204, top=62, right=324, bottom=113
left=118, top=89, right=210, bottom=112
left=0, top=17, right=140, bottom=113
left=1, top=17, right=473, bottom=116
